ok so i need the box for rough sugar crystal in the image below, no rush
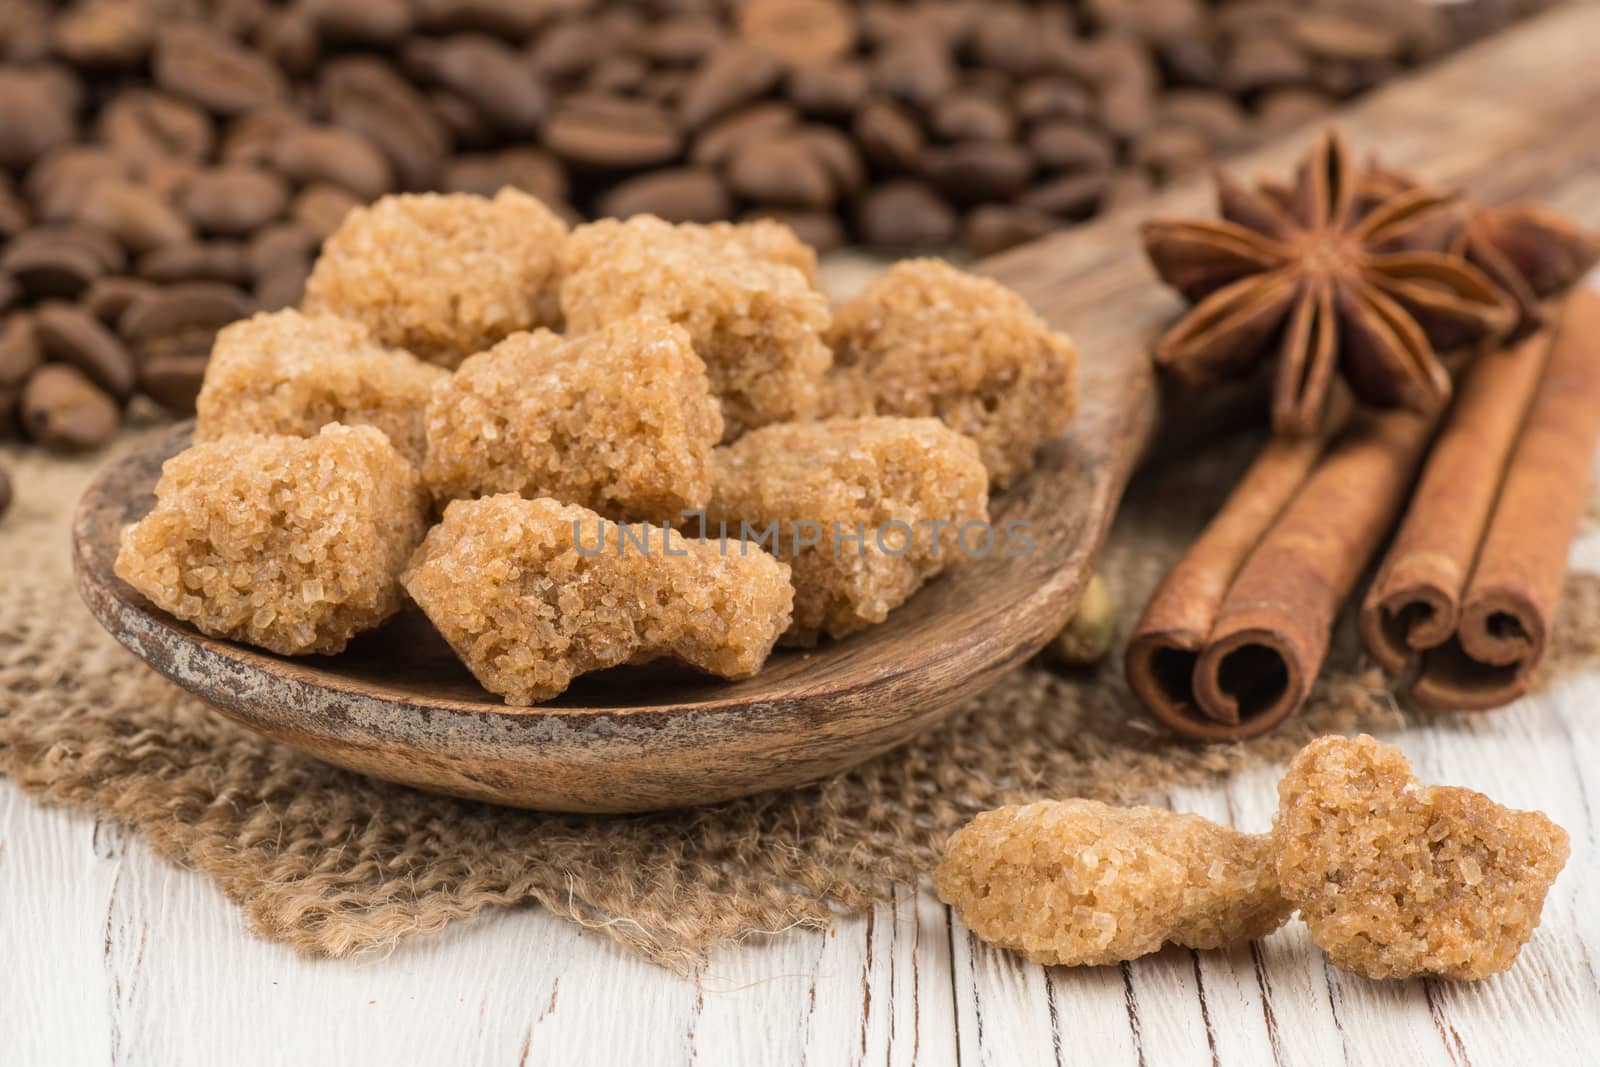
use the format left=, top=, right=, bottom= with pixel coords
left=422, top=315, right=722, bottom=520
left=194, top=309, right=447, bottom=466
left=1274, top=734, right=1569, bottom=980
left=936, top=799, right=1291, bottom=967
left=703, top=415, right=988, bottom=644
left=303, top=188, right=567, bottom=368
left=826, top=258, right=1079, bottom=486
left=560, top=215, right=831, bottom=440
left=401, top=494, right=794, bottom=705
left=115, top=424, right=428, bottom=656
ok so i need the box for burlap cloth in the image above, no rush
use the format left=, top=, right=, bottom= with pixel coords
left=4, top=409, right=1598, bottom=971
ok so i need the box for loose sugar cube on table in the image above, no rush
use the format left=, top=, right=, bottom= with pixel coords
left=422, top=315, right=722, bottom=520
left=194, top=309, right=447, bottom=466
left=826, top=258, right=1079, bottom=486
left=303, top=188, right=567, bottom=369
left=561, top=215, right=831, bottom=440
left=115, top=424, right=429, bottom=656
left=703, top=415, right=988, bottom=644
left=402, top=495, right=794, bottom=705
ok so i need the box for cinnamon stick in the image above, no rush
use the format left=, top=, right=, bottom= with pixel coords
left=1410, top=284, right=1600, bottom=709
left=1359, top=328, right=1553, bottom=675
left=1188, top=408, right=1436, bottom=739
left=1125, top=393, right=1352, bottom=738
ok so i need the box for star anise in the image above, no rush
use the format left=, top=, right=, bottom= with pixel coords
left=1455, top=203, right=1599, bottom=338
left=1141, top=130, right=1518, bottom=436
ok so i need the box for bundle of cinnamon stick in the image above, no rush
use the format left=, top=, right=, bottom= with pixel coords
left=1128, top=280, right=1600, bottom=740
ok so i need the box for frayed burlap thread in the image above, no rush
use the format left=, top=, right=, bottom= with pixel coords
left=3, top=422, right=1597, bottom=972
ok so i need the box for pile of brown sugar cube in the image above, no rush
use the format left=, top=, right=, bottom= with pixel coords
left=114, top=187, right=1078, bottom=704
left=936, top=734, right=1571, bottom=981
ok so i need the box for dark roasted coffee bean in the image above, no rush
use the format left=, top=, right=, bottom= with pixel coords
left=52, top=0, right=154, bottom=68
left=1015, top=77, right=1094, bottom=124
left=429, top=90, right=499, bottom=151
left=137, top=241, right=253, bottom=286
left=21, top=363, right=121, bottom=452
left=745, top=207, right=843, bottom=253
left=0, top=314, right=44, bottom=394
left=303, top=0, right=413, bottom=45
left=1099, top=80, right=1158, bottom=140
left=871, top=35, right=954, bottom=107
left=642, top=16, right=723, bottom=65
left=545, top=96, right=681, bottom=169
left=35, top=301, right=138, bottom=399
left=680, top=43, right=784, bottom=129
left=528, top=20, right=609, bottom=82
left=785, top=126, right=863, bottom=196
left=1027, top=122, right=1115, bottom=173
left=120, top=280, right=253, bottom=366
left=74, top=178, right=193, bottom=253
left=1157, top=89, right=1249, bottom=147
left=414, top=0, right=551, bottom=39
left=96, top=90, right=215, bottom=170
left=292, top=183, right=359, bottom=242
left=964, top=204, right=1062, bottom=256
left=0, top=69, right=77, bottom=170
left=1224, top=33, right=1313, bottom=93
left=600, top=168, right=732, bottom=223
left=2, top=225, right=126, bottom=298
left=216, top=106, right=299, bottom=169
left=1021, top=170, right=1111, bottom=218
left=691, top=102, right=796, bottom=168
left=787, top=61, right=868, bottom=117
left=437, top=148, right=567, bottom=203
left=924, top=141, right=1032, bottom=202
left=248, top=222, right=316, bottom=274
left=154, top=25, right=288, bottom=116
left=254, top=258, right=310, bottom=312
left=853, top=99, right=922, bottom=173
left=255, top=8, right=319, bottom=77
left=0, top=464, right=11, bottom=517
left=728, top=138, right=835, bottom=208
left=587, top=55, right=650, bottom=96
left=321, top=57, right=449, bottom=189
left=140, top=351, right=211, bottom=414
left=84, top=276, right=159, bottom=325
left=737, top=0, right=854, bottom=68
left=177, top=167, right=289, bottom=236
left=858, top=180, right=956, bottom=247
left=26, top=147, right=128, bottom=223
left=269, top=126, right=392, bottom=201
left=0, top=275, right=15, bottom=314
left=932, top=92, right=1015, bottom=143
left=403, top=35, right=546, bottom=134
left=1292, top=10, right=1401, bottom=63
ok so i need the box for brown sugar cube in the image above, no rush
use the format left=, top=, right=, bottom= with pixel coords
left=560, top=215, right=831, bottom=440
left=194, top=309, right=448, bottom=466
left=936, top=799, right=1292, bottom=967
left=421, top=315, right=723, bottom=520
left=689, top=218, right=819, bottom=285
left=825, top=258, right=1079, bottom=486
left=1274, top=735, right=1570, bottom=981
left=115, top=424, right=429, bottom=656
left=401, top=494, right=794, bottom=705
left=703, top=416, right=989, bottom=644
left=302, top=188, right=567, bottom=369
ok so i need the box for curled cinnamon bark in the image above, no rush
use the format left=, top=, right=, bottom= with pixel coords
left=1189, top=409, right=1436, bottom=739
left=1126, top=394, right=1351, bottom=735
left=1410, top=286, right=1600, bottom=709
left=1359, top=329, right=1553, bottom=674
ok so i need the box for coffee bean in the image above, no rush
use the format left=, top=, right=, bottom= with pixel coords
left=429, top=89, right=498, bottom=151
left=154, top=24, right=288, bottom=116
left=0, top=464, right=11, bottom=518
left=1293, top=11, right=1401, bottom=63
left=95, top=90, right=216, bottom=173
left=1156, top=90, right=1249, bottom=148
left=269, top=126, right=393, bottom=202
left=545, top=96, right=681, bottom=169
left=728, top=138, right=835, bottom=208
left=971, top=9, right=1051, bottom=77
left=216, top=106, right=300, bottom=170
left=303, top=0, right=413, bottom=45
left=0, top=314, right=44, bottom=394
left=248, top=222, right=317, bottom=275
left=403, top=35, right=546, bottom=135
left=120, top=280, right=253, bottom=367
left=871, top=36, right=954, bottom=107
left=1014, top=77, right=1095, bottom=124
left=1224, top=33, right=1313, bottom=93
left=1020, top=170, right=1111, bottom=218
left=932, top=92, right=1015, bottom=143
left=680, top=43, right=784, bottom=129
left=1157, top=36, right=1223, bottom=88
left=2, top=240, right=104, bottom=299
left=963, top=204, right=1061, bottom=257
left=858, top=181, right=956, bottom=247
left=924, top=141, right=1032, bottom=202
left=587, top=55, right=650, bottom=96
left=691, top=102, right=796, bottom=168
left=0, top=275, right=16, bottom=314
left=641, top=16, right=723, bottom=66
left=1131, top=124, right=1215, bottom=180
left=292, top=183, right=359, bottom=242
left=737, top=0, right=854, bottom=68
left=177, top=167, right=290, bottom=236
left=1255, top=86, right=1336, bottom=135
left=0, top=69, right=77, bottom=170
left=254, top=258, right=310, bottom=312
left=528, top=20, right=609, bottom=82
left=51, top=0, right=153, bottom=68
left=140, top=351, right=211, bottom=414
left=1027, top=122, right=1115, bottom=173
left=26, top=146, right=129, bottom=223
left=75, top=178, right=193, bottom=253
left=787, top=61, right=868, bottom=117
left=438, top=148, right=568, bottom=204
left=414, top=0, right=551, bottom=39
left=1099, top=80, right=1157, bottom=140
left=255, top=8, right=319, bottom=77
left=84, top=275, right=158, bottom=325
left=853, top=99, right=923, bottom=173
left=0, top=180, right=28, bottom=240
left=137, top=241, right=252, bottom=286
left=745, top=208, right=843, bottom=253
left=21, top=363, right=121, bottom=452
left=35, top=301, right=138, bottom=399
left=322, top=57, right=449, bottom=189
left=600, top=168, right=732, bottom=224
left=785, top=126, right=864, bottom=197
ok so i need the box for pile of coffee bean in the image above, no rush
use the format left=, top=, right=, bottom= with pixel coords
left=0, top=0, right=1553, bottom=458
